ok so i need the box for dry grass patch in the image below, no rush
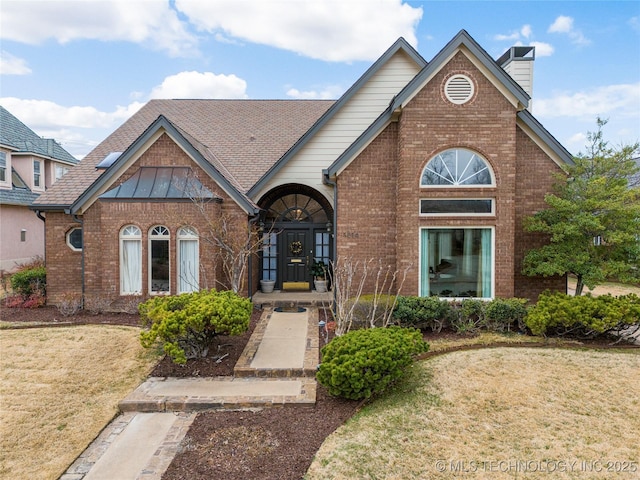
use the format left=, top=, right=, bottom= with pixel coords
left=0, top=325, right=160, bottom=479
left=307, top=348, right=640, bottom=479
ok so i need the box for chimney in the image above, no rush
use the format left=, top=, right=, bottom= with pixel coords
left=497, top=46, right=535, bottom=110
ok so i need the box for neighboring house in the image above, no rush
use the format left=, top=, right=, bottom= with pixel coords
left=33, top=30, right=574, bottom=307
left=1, top=106, right=78, bottom=273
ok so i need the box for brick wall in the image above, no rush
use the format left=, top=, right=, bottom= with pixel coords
left=336, top=123, right=399, bottom=292
left=46, top=133, right=251, bottom=306
left=337, top=51, right=565, bottom=299
left=44, top=212, right=83, bottom=305
left=513, top=127, right=567, bottom=299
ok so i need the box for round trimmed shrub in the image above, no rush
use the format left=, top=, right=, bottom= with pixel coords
left=317, top=326, right=429, bottom=400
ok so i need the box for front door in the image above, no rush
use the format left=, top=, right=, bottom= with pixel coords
left=282, top=229, right=310, bottom=290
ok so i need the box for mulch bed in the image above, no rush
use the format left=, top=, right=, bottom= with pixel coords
left=3, top=304, right=635, bottom=479
left=1, top=303, right=361, bottom=480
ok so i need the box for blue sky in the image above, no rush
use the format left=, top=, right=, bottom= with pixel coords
left=1, top=0, right=638, bottom=159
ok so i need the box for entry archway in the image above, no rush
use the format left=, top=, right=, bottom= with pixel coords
left=258, top=184, right=333, bottom=291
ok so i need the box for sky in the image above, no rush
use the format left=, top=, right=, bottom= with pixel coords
left=1, top=0, right=639, bottom=160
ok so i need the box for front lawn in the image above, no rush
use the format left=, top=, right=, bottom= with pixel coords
left=307, top=347, right=640, bottom=479
left=0, top=325, right=160, bottom=479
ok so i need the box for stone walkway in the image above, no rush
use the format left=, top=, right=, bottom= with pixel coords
left=61, top=306, right=319, bottom=480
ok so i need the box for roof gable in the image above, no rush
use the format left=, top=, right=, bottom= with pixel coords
left=327, top=30, right=560, bottom=177
left=69, top=115, right=258, bottom=215
left=248, top=37, right=427, bottom=197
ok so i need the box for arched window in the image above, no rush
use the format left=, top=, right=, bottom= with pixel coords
left=177, top=226, right=199, bottom=293
left=421, top=148, right=494, bottom=187
left=149, top=225, right=170, bottom=294
left=120, top=225, right=142, bottom=295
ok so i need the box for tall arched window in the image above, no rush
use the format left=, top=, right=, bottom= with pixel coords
left=177, top=226, right=199, bottom=293
left=149, top=225, right=170, bottom=294
left=120, top=225, right=142, bottom=295
left=421, top=148, right=494, bottom=187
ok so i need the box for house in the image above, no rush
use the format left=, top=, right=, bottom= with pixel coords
left=32, top=30, right=573, bottom=307
left=1, top=106, right=78, bottom=273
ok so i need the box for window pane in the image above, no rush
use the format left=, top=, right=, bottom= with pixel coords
left=420, top=199, right=493, bottom=215
left=421, top=149, right=493, bottom=186
left=121, top=239, right=141, bottom=294
left=178, top=239, right=198, bottom=293
left=151, top=239, right=170, bottom=293
left=421, top=228, right=492, bottom=298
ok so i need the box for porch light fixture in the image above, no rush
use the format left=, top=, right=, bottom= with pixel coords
left=326, top=221, right=332, bottom=233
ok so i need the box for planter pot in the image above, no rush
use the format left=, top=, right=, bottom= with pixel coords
left=314, top=279, right=327, bottom=293
left=260, top=279, right=275, bottom=293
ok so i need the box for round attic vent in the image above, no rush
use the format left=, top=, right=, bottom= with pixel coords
left=444, top=74, right=474, bottom=104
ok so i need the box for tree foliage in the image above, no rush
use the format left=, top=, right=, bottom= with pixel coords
left=522, top=118, right=640, bottom=295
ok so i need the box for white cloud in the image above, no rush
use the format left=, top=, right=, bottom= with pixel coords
left=533, top=83, right=640, bottom=120
left=174, top=0, right=423, bottom=62
left=529, top=41, right=554, bottom=57
left=0, top=50, right=31, bottom=75
left=494, top=31, right=520, bottom=42
left=548, top=15, right=591, bottom=46
left=629, top=16, right=640, bottom=32
left=149, top=71, right=248, bottom=99
left=520, top=25, right=533, bottom=39
left=548, top=15, right=573, bottom=34
left=0, top=0, right=198, bottom=57
left=0, top=97, right=144, bottom=158
left=286, top=85, right=344, bottom=100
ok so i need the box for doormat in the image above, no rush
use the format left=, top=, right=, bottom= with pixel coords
left=282, top=282, right=310, bottom=291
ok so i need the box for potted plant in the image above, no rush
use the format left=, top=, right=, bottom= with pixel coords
left=260, top=278, right=275, bottom=293
left=310, top=260, right=328, bottom=292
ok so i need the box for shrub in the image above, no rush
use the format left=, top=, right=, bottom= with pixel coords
left=10, top=266, right=46, bottom=298
left=57, top=293, right=83, bottom=317
left=393, top=296, right=452, bottom=332
left=139, top=289, right=252, bottom=364
left=482, top=298, right=529, bottom=332
left=316, top=326, right=429, bottom=400
left=450, top=299, right=485, bottom=334
left=525, top=292, right=640, bottom=339
left=345, top=294, right=397, bottom=329
left=84, top=295, right=115, bottom=315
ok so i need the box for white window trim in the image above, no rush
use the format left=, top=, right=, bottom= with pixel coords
left=418, top=226, right=495, bottom=300
left=149, top=225, right=171, bottom=295
left=0, top=151, right=9, bottom=187
left=419, top=198, right=496, bottom=217
left=120, top=225, right=142, bottom=296
left=33, top=159, right=44, bottom=191
left=177, top=226, right=199, bottom=294
left=420, top=148, right=496, bottom=188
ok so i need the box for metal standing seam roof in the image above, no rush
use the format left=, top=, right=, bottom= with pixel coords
left=99, top=167, right=219, bottom=200
left=32, top=99, right=334, bottom=209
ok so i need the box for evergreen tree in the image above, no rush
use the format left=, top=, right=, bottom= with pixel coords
left=523, top=118, right=640, bottom=295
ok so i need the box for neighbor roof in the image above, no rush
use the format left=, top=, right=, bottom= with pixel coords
left=33, top=99, right=333, bottom=209
left=0, top=106, right=78, bottom=165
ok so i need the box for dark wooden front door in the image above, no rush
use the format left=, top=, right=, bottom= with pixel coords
left=282, top=229, right=310, bottom=290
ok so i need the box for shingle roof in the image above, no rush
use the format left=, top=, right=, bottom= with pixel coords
left=0, top=106, right=78, bottom=164
left=33, top=99, right=333, bottom=208
left=0, top=168, right=39, bottom=206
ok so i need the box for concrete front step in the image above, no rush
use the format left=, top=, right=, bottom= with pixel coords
left=119, top=376, right=317, bottom=412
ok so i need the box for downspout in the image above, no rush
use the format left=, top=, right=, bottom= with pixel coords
left=322, top=169, right=337, bottom=310
left=70, top=212, right=85, bottom=307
